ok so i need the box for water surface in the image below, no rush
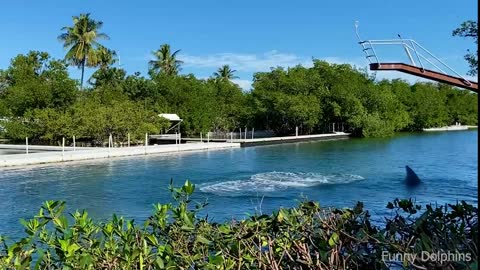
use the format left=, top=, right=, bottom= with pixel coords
left=0, top=130, right=477, bottom=237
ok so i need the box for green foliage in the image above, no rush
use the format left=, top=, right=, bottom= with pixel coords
left=88, top=67, right=126, bottom=88
left=442, top=84, right=478, bottom=125
left=251, top=65, right=324, bottom=134
left=210, top=79, right=248, bottom=131
left=24, top=108, right=75, bottom=144
left=406, top=83, right=450, bottom=129
left=2, top=118, right=34, bottom=140
left=0, top=51, right=77, bottom=117
left=1, top=84, right=169, bottom=144
left=69, top=96, right=170, bottom=143
left=249, top=61, right=476, bottom=137
left=0, top=181, right=477, bottom=269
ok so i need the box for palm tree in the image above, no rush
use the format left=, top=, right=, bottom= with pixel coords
left=96, top=45, right=118, bottom=69
left=213, top=65, right=239, bottom=82
left=149, top=44, right=183, bottom=76
left=58, top=13, right=109, bottom=89
left=88, top=46, right=120, bottom=87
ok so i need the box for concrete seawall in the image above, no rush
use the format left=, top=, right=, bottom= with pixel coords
left=0, top=132, right=351, bottom=167
left=423, top=125, right=469, bottom=132
left=231, top=132, right=351, bottom=147
left=0, top=142, right=240, bottom=167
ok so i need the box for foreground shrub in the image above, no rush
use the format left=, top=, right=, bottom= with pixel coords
left=0, top=180, right=477, bottom=269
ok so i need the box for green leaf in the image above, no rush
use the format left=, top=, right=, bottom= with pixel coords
left=156, top=257, right=165, bottom=269
left=328, top=232, right=339, bottom=247
left=182, top=180, right=195, bottom=195
left=180, top=225, right=194, bottom=231
left=218, top=225, right=231, bottom=234
left=277, top=209, right=289, bottom=222
left=196, top=235, right=211, bottom=245
left=146, top=235, right=158, bottom=246
left=209, top=255, right=224, bottom=265
left=80, top=254, right=93, bottom=268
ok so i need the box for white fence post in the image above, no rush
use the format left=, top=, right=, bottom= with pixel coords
left=207, top=132, right=210, bottom=144
left=252, top=128, right=254, bottom=139
left=239, top=128, right=242, bottom=139
left=62, top=137, right=65, bottom=161
left=145, top=133, right=148, bottom=154
left=26, top=137, right=28, bottom=155
left=200, top=132, right=203, bottom=142
left=296, top=126, right=298, bottom=137
left=176, top=133, right=180, bottom=151
left=108, top=134, right=111, bottom=157
left=128, top=133, right=130, bottom=147
left=230, top=132, right=233, bottom=142
left=245, top=127, right=247, bottom=140
left=73, top=135, right=76, bottom=151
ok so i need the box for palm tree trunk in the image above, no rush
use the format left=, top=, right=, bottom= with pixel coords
left=80, top=58, right=86, bottom=90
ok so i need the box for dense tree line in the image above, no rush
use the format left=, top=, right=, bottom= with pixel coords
left=0, top=14, right=477, bottom=145
left=249, top=62, right=477, bottom=136
left=0, top=52, right=170, bottom=145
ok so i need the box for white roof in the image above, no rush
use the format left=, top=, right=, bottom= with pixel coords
left=158, top=113, right=182, bottom=121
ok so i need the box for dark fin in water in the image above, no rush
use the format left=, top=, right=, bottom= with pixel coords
left=405, top=165, right=421, bottom=187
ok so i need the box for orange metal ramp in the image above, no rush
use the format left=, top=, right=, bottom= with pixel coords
left=354, top=22, right=478, bottom=93
left=370, top=63, right=478, bottom=92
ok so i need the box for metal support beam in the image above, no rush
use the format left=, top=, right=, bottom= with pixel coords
left=370, top=63, right=478, bottom=92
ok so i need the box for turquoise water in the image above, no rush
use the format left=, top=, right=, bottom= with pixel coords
left=0, top=130, right=477, bottom=237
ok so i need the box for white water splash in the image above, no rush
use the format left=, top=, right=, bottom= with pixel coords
left=199, top=172, right=365, bottom=194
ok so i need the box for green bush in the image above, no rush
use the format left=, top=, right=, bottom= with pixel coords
left=0, top=180, right=477, bottom=269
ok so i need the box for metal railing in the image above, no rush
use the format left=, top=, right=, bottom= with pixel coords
left=354, top=21, right=471, bottom=85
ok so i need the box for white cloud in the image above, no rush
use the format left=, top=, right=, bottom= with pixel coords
left=179, top=51, right=431, bottom=85
left=318, top=57, right=431, bottom=84
left=178, top=50, right=476, bottom=90
left=194, top=76, right=252, bottom=90
left=179, top=50, right=312, bottom=72
left=231, top=79, right=253, bottom=90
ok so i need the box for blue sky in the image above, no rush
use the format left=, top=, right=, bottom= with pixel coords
left=0, top=0, right=477, bottom=89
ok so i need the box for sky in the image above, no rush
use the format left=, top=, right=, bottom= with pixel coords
left=0, top=0, right=477, bottom=90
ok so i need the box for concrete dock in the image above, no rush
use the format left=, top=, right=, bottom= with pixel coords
left=0, top=142, right=240, bottom=167
left=0, top=132, right=351, bottom=167
left=230, top=132, right=351, bottom=146
left=172, top=132, right=351, bottom=146
left=423, top=125, right=469, bottom=132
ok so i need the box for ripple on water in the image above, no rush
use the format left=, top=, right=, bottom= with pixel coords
left=199, top=171, right=365, bottom=196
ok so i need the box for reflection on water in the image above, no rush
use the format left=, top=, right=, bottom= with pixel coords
left=0, top=130, right=477, bottom=237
